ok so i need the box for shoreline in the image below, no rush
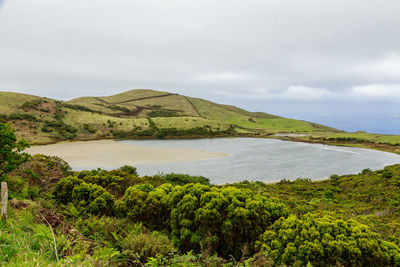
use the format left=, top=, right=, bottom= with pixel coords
left=24, top=139, right=231, bottom=168
left=26, top=133, right=400, bottom=156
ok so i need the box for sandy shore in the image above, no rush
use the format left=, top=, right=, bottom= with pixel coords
left=24, top=140, right=230, bottom=169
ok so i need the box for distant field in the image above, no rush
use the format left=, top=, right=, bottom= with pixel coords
left=187, top=97, right=335, bottom=132
left=309, top=132, right=400, bottom=145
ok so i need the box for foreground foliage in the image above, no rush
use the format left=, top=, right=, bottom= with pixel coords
left=259, top=213, right=400, bottom=266
left=2, top=126, right=400, bottom=266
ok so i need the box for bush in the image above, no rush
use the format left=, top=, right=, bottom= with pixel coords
left=120, top=231, right=176, bottom=262
left=12, top=154, right=72, bottom=191
left=53, top=176, right=84, bottom=204
left=76, top=216, right=141, bottom=245
left=257, top=213, right=400, bottom=266
left=159, top=173, right=210, bottom=185
left=83, top=123, right=96, bottom=133
left=361, top=168, right=372, bottom=175
left=53, top=176, right=116, bottom=216
left=76, top=168, right=138, bottom=198
left=72, top=182, right=116, bottom=216
left=168, top=184, right=289, bottom=258
left=117, top=184, right=173, bottom=229
left=0, top=123, right=29, bottom=179
left=21, top=99, right=43, bottom=110
left=382, top=170, right=393, bottom=179
left=119, top=165, right=138, bottom=176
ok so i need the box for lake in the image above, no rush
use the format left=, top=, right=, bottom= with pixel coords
left=119, top=138, right=400, bottom=184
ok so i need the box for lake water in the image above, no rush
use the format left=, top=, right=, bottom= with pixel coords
left=119, top=138, right=400, bottom=184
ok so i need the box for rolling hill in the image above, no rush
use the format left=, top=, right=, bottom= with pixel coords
left=0, top=89, right=339, bottom=144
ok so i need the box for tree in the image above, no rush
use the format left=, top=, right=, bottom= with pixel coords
left=0, top=123, right=29, bottom=179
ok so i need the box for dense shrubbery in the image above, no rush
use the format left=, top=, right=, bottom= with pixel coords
left=21, top=99, right=44, bottom=110
left=62, top=103, right=103, bottom=114
left=3, top=125, right=400, bottom=266
left=52, top=172, right=289, bottom=259
left=168, top=184, right=289, bottom=258
left=46, top=164, right=400, bottom=265
left=75, top=167, right=138, bottom=197
left=157, top=173, right=210, bottom=185
left=258, top=213, right=400, bottom=266
left=117, top=183, right=173, bottom=229
left=109, top=117, right=237, bottom=139
left=12, top=154, right=71, bottom=191
left=3, top=113, right=39, bottom=122
left=147, top=110, right=180, bottom=117
left=53, top=176, right=116, bottom=215
left=83, top=123, right=96, bottom=133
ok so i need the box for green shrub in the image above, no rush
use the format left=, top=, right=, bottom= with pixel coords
left=83, top=123, right=96, bottom=133
left=21, top=99, right=43, bottom=110
left=160, top=173, right=210, bottom=185
left=117, top=184, right=173, bottom=229
left=71, top=182, right=116, bottom=216
left=147, top=110, right=180, bottom=118
left=258, top=213, right=400, bottom=266
left=168, top=184, right=289, bottom=258
left=76, top=216, right=142, bottom=245
left=361, top=168, right=372, bottom=175
left=382, top=170, right=393, bottom=179
left=118, top=165, right=138, bottom=176
left=77, top=170, right=136, bottom=198
left=0, top=123, right=29, bottom=178
left=53, top=176, right=84, bottom=204
left=6, top=175, right=28, bottom=195
left=53, top=176, right=116, bottom=216
left=120, top=231, right=176, bottom=262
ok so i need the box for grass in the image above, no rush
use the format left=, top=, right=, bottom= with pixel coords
left=0, top=205, right=57, bottom=266
left=0, top=92, right=39, bottom=114
left=68, top=89, right=199, bottom=118
left=309, top=132, right=400, bottom=145
left=187, top=97, right=335, bottom=132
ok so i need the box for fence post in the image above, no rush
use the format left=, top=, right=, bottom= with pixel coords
left=1, top=182, right=8, bottom=221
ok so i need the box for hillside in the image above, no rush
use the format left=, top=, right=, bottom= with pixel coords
left=0, top=89, right=337, bottom=145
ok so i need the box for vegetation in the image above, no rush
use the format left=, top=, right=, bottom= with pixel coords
left=258, top=213, right=400, bottom=266
left=0, top=123, right=29, bottom=179
left=4, top=156, right=400, bottom=266
left=0, top=125, right=399, bottom=266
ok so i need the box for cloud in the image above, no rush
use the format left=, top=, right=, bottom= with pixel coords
left=280, top=86, right=335, bottom=101
left=351, top=84, right=400, bottom=99
left=353, top=54, right=400, bottom=81
left=0, top=0, right=399, bottom=133
left=193, top=72, right=251, bottom=83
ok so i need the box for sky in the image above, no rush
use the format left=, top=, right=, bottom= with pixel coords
left=0, top=0, right=399, bottom=134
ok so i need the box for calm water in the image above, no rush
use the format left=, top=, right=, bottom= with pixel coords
left=118, top=138, right=400, bottom=184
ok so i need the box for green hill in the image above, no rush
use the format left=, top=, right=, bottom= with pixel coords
left=0, top=89, right=339, bottom=144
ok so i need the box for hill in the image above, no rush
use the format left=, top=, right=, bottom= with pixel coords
left=0, top=89, right=337, bottom=145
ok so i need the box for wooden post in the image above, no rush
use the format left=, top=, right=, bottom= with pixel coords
left=1, top=182, right=8, bottom=220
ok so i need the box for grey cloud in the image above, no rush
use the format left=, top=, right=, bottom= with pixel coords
left=0, top=0, right=399, bottom=133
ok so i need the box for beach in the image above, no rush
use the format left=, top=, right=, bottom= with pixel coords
left=24, top=139, right=230, bottom=169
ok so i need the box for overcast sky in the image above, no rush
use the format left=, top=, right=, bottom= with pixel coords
left=0, top=0, right=399, bottom=133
